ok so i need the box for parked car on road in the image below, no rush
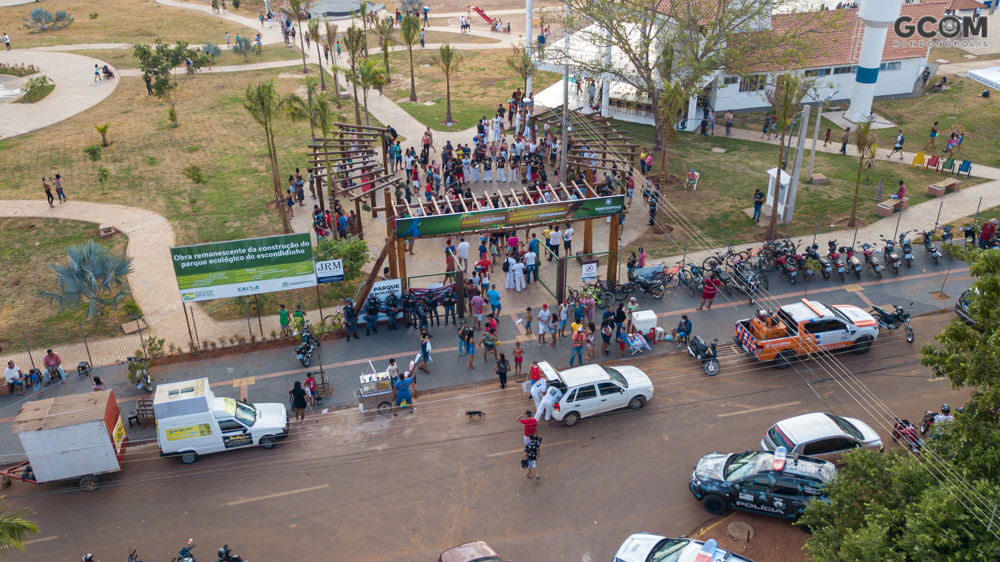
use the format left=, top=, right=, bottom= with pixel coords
left=614, top=534, right=756, bottom=562
left=537, top=361, right=653, bottom=427
left=438, top=540, right=504, bottom=562
left=956, top=289, right=977, bottom=325
left=760, top=412, right=882, bottom=464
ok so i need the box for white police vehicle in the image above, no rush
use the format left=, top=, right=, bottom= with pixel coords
left=688, top=447, right=834, bottom=521
left=614, top=536, right=755, bottom=562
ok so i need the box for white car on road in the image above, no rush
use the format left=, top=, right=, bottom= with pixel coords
left=614, top=534, right=755, bottom=562
left=538, top=362, right=653, bottom=426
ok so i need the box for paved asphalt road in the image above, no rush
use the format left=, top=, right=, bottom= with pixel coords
left=4, top=313, right=969, bottom=562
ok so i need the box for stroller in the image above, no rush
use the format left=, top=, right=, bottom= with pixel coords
left=102, top=65, right=115, bottom=79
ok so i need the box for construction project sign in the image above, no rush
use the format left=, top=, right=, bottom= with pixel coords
left=171, top=233, right=316, bottom=302
left=395, top=195, right=625, bottom=239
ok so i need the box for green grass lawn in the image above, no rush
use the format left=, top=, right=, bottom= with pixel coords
left=603, top=119, right=988, bottom=259
left=70, top=45, right=304, bottom=69
left=0, top=218, right=139, bottom=350
left=384, top=48, right=561, bottom=131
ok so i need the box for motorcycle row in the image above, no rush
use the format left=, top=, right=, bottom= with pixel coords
left=84, top=540, right=247, bottom=562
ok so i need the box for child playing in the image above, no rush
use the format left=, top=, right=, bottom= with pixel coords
left=304, top=372, right=317, bottom=406
left=523, top=307, right=533, bottom=335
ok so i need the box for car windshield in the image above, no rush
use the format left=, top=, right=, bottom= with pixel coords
left=723, top=452, right=762, bottom=482
left=824, top=413, right=863, bottom=439
left=469, top=558, right=501, bottom=562
left=235, top=401, right=256, bottom=426
left=829, top=307, right=851, bottom=324
left=768, top=426, right=795, bottom=449
left=602, top=366, right=628, bottom=388
left=645, top=539, right=689, bottom=562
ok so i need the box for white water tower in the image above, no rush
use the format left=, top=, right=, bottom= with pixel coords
left=845, top=0, right=904, bottom=123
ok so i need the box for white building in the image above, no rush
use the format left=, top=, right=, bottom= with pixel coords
left=535, top=1, right=954, bottom=130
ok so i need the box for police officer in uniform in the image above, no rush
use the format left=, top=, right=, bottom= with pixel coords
left=385, top=292, right=400, bottom=330
left=442, top=289, right=457, bottom=326
left=343, top=298, right=359, bottom=341
left=402, top=291, right=415, bottom=329
left=365, top=294, right=381, bottom=336
left=414, top=298, right=429, bottom=332
left=426, top=293, right=441, bottom=327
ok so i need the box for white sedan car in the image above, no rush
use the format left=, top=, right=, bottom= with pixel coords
left=614, top=534, right=755, bottom=562
left=537, top=362, right=653, bottom=426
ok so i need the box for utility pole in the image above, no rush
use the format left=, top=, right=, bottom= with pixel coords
left=785, top=104, right=810, bottom=223
left=525, top=0, right=533, bottom=95
left=559, top=0, right=569, bottom=183
left=807, top=89, right=837, bottom=182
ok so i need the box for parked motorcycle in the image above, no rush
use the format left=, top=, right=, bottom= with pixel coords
left=941, top=225, right=954, bottom=245
left=861, top=242, right=883, bottom=279
left=794, top=249, right=812, bottom=283
left=294, top=322, right=320, bottom=367
left=806, top=244, right=832, bottom=280
left=827, top=240, right=846, bottom=281
left=841, top=245, right=863, bottom=279
left=687, top=335, right=720, bottom=376
left=920, top=229, right=942, bottom=264
left=682, top=264, right=706, bottom=297
left=870, top=302, right=913, bottom=343
left=899, top=231, right=915, bottom=268
left=127, top=356, right=153, bottom=393
left=892, top=418, right=923, bottom=452
left=127, top=549, right=149, bottom=562
left=962, top=225, right=977, bottom=249
left=730, top=260, right=762, bottom=305
left=633, top=275, right=665, bottom=299
left=173, top=540, right=196, bottom=562
left=216, top=544, right=249, bottom=562
left=880, top=237, right=901, bottom=275
left=775, top=249, right=799, bottom=284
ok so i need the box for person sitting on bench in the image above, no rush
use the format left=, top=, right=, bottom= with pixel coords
left=671, top=315, right=692, bottom=348
left=890, top=180, right=906, bottom=200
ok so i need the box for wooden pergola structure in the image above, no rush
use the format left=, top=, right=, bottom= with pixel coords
left=533, top=107, right=642, bottom=185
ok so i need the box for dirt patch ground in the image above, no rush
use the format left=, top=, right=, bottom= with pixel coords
left=692, top=512, right=809, bottom=562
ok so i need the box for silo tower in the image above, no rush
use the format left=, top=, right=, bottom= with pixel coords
left=845, top=0, right=905, bottom=123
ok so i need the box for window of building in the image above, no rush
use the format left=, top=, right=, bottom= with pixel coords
left=833, top=66, right=856, bottom=75
left=722, top=76, right=738, bottom=85
left=880, top=62, right=902, bottom=71
left=739, top=74, right=765, bottom=92
left=804, top=68, right=829, bottom=77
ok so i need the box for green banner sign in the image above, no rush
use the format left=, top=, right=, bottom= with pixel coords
left=396, top=195, right=625, bottom=239
left=170, top=233, right=316, bottom=302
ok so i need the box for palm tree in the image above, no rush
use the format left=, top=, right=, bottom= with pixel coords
left=374, top=16, right=394, bottom=84
left=848, top=118, right=878, bottom=227
left=94, top=123, right=110, bottom=147
left=315, top=94, right=340, bottom=202
left=349, top=1, right=371, bottom=57
left=654, top=80, right=686, bottom=186
left=342, top=24, right=366, bottom=125
left=288, top=76, right=325, bottom=138
left=348, top=58, right=387, bottom=126
left=504, top=44, right=538, bottom=95
left=399, top=0, right=424, bottom=15
left=0, top=495, right=39, bottom=558
left=322, top=21, right=341, bottom=99
left=762, top=74, right=809, bottom=240
left=40, top=240, right=135, bottom=320
left=432, top=43, right=463, bottom=125
left=281, top=0, right=311, bottom=74
left=244, top=79, right=304, bottom=233
left=400, top=15, right=420, bottom=102
left=308, top=19, right=326, bottom=91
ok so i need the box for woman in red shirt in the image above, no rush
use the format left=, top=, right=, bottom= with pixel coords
left=698, top=276, right=721, bottom=311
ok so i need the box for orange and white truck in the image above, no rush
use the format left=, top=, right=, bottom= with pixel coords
left=734, top=299, right=879, bottom=369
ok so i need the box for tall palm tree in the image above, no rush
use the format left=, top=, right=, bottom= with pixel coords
left=315, top=94, right=340, bottom=202
left=244, top=79, right=304, bottom=233
left=374, top=16, right=395, bottom=84
left=762, top=74, right=809, bottom=240
left=400, top=15, right=420, bottom=102
left=432, top=43, right=463, bottom=125
left=342, top=24, right=366, bottom=125
left=349, top=1, right=371, bottom=57
left=288, top=76, right=325, bottom=138
left=322, top=21, right=341, bottom=99
left=281, top=0, right=311, bottom=74
left=308, top=19, right=326, bottom=91
left=0, top=496, right=39, bottom=558
left=848, top=118, right=878, bottom=227
left=348, top=58, right=387, bottom=126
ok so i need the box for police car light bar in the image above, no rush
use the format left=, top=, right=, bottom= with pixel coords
left=694, top=539, right=718, bottom=562
left=773, top=446, right=788, bottom=471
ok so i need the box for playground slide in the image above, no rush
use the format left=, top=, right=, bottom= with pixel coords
left=472, top=6, right=495, bottom=24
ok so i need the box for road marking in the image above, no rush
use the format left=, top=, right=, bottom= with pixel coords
left=227, top=484, right=330, bottom=506
left=842, top=283, right=863, bottom=292
left=717, top=401, right=801, bottom=418
left=484, top=439, right=575, bottom=458
left=25, top=536, right=59, bottom=545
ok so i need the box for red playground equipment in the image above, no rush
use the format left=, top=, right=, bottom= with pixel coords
left=472, top=6, right=495, bottom=24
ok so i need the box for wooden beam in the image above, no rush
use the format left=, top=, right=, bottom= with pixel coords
left=352, top=231, right=396, bottom=315
left=386, top=188, right=398, bottom=280
left=607, top=214, right=619, bottom=283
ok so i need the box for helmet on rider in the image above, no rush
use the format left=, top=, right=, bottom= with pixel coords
left=941, top=404, right=950, bottom=414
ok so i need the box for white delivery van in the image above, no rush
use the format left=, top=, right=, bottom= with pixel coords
left=154, top=378, right=289, bottom=464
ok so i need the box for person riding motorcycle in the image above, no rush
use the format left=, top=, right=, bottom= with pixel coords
left=385, top=293, right=400, bottom=331
left=934, top=404, right=954, bottom=424
left=365, top=295, right=381, bottom=336
left=343, top=298, right=360, bottom=341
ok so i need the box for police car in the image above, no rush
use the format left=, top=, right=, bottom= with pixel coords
left=613, top=536, right=755, bottom=562
left=688, top=447, right=835, bottom=520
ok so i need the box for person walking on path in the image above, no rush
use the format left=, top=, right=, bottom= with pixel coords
left=537, top=304, right=550, bottom=346
left=290, top=381, right=309, bottom=422
left=725, top=110, right=733, bottom=136
left=417, top=331, right=432, bottom=373
left=493, top=353, right=510, bottom=389
left=481, top=329, right=499, bottom=363
left=487, top=284, right=502, bottom=315
left=466, top=330, right=477, bottom=370
left=558, top=299, right=570, bottom=339
left=304, top=372, right=317, bottom=407
left=94, top=64, right=102, bottom=82
left=839, top=127, right=850, bottom=155
left=518, top=410, right=538, bottom=445
left=42, top=177, right=54, bottom=207
left=923, top=122, right=939, bottom=150
left=4, top=33, right=10, bottom=50
left=547, top=313, right=560, bottom=349
left=761, top=114, right=771, bottom=139
left=569, top=326, right=586, bottom=366
left=887, top=129, right=905, bottom=159
left=523, top=434, right=542, bottom=480
left=601, top=321, right=613, bottom=356
left=752, top=189, right=765, bottom=222
left=392, top=372, right=416, bottom=415
left=823, top=128, right=831, bottom=146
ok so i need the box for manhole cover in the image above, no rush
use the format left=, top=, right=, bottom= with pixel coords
left=728, top=521, right=754, bottom=542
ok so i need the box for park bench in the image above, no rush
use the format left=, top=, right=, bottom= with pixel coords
left=875, top=197, right=909, bottom=217
left=127, top=399, right=155, bottom=429
left=928, top=178, right=962, bottom=197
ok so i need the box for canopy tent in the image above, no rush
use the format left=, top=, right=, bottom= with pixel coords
left=967, top=65, right=1000, bottom=91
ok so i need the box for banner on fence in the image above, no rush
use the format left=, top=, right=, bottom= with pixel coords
left=315, top=259, right=344, bottom=283
left=358, top=278, right=403, bottom=325
left=171, top=233, right=316, bottom=302
left=395, top=195, right=626, bottom=239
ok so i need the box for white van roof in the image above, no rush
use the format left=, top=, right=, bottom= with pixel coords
left=153, top=378, right=214, bottom=419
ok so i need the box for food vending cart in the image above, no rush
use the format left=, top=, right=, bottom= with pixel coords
left=0, top=390, right=127, bottom=491
left=354, top=362, right=394, bottom=416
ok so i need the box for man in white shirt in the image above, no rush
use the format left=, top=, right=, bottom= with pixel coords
left=511, top=259, right=526, bottom=292
left=5, top=360, right=25, bottom=396
left=493, top=115, right=503, bottom=142
left=534, top=385, right=563, bottom=421
left=456, top=238, right=470, bottom=271
left=548, top=226, right=562, bottom=260
left=562, top=224, right=574, bottom=254
left=524, top=250, right=537, bottom=284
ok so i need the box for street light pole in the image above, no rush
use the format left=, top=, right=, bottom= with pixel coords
left=559, top=0, right=569, bottom=183
left=807, top=89, right=837, bottom=182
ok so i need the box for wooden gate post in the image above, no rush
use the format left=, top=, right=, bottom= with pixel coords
left=607, top=213, right=620, bottom=283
